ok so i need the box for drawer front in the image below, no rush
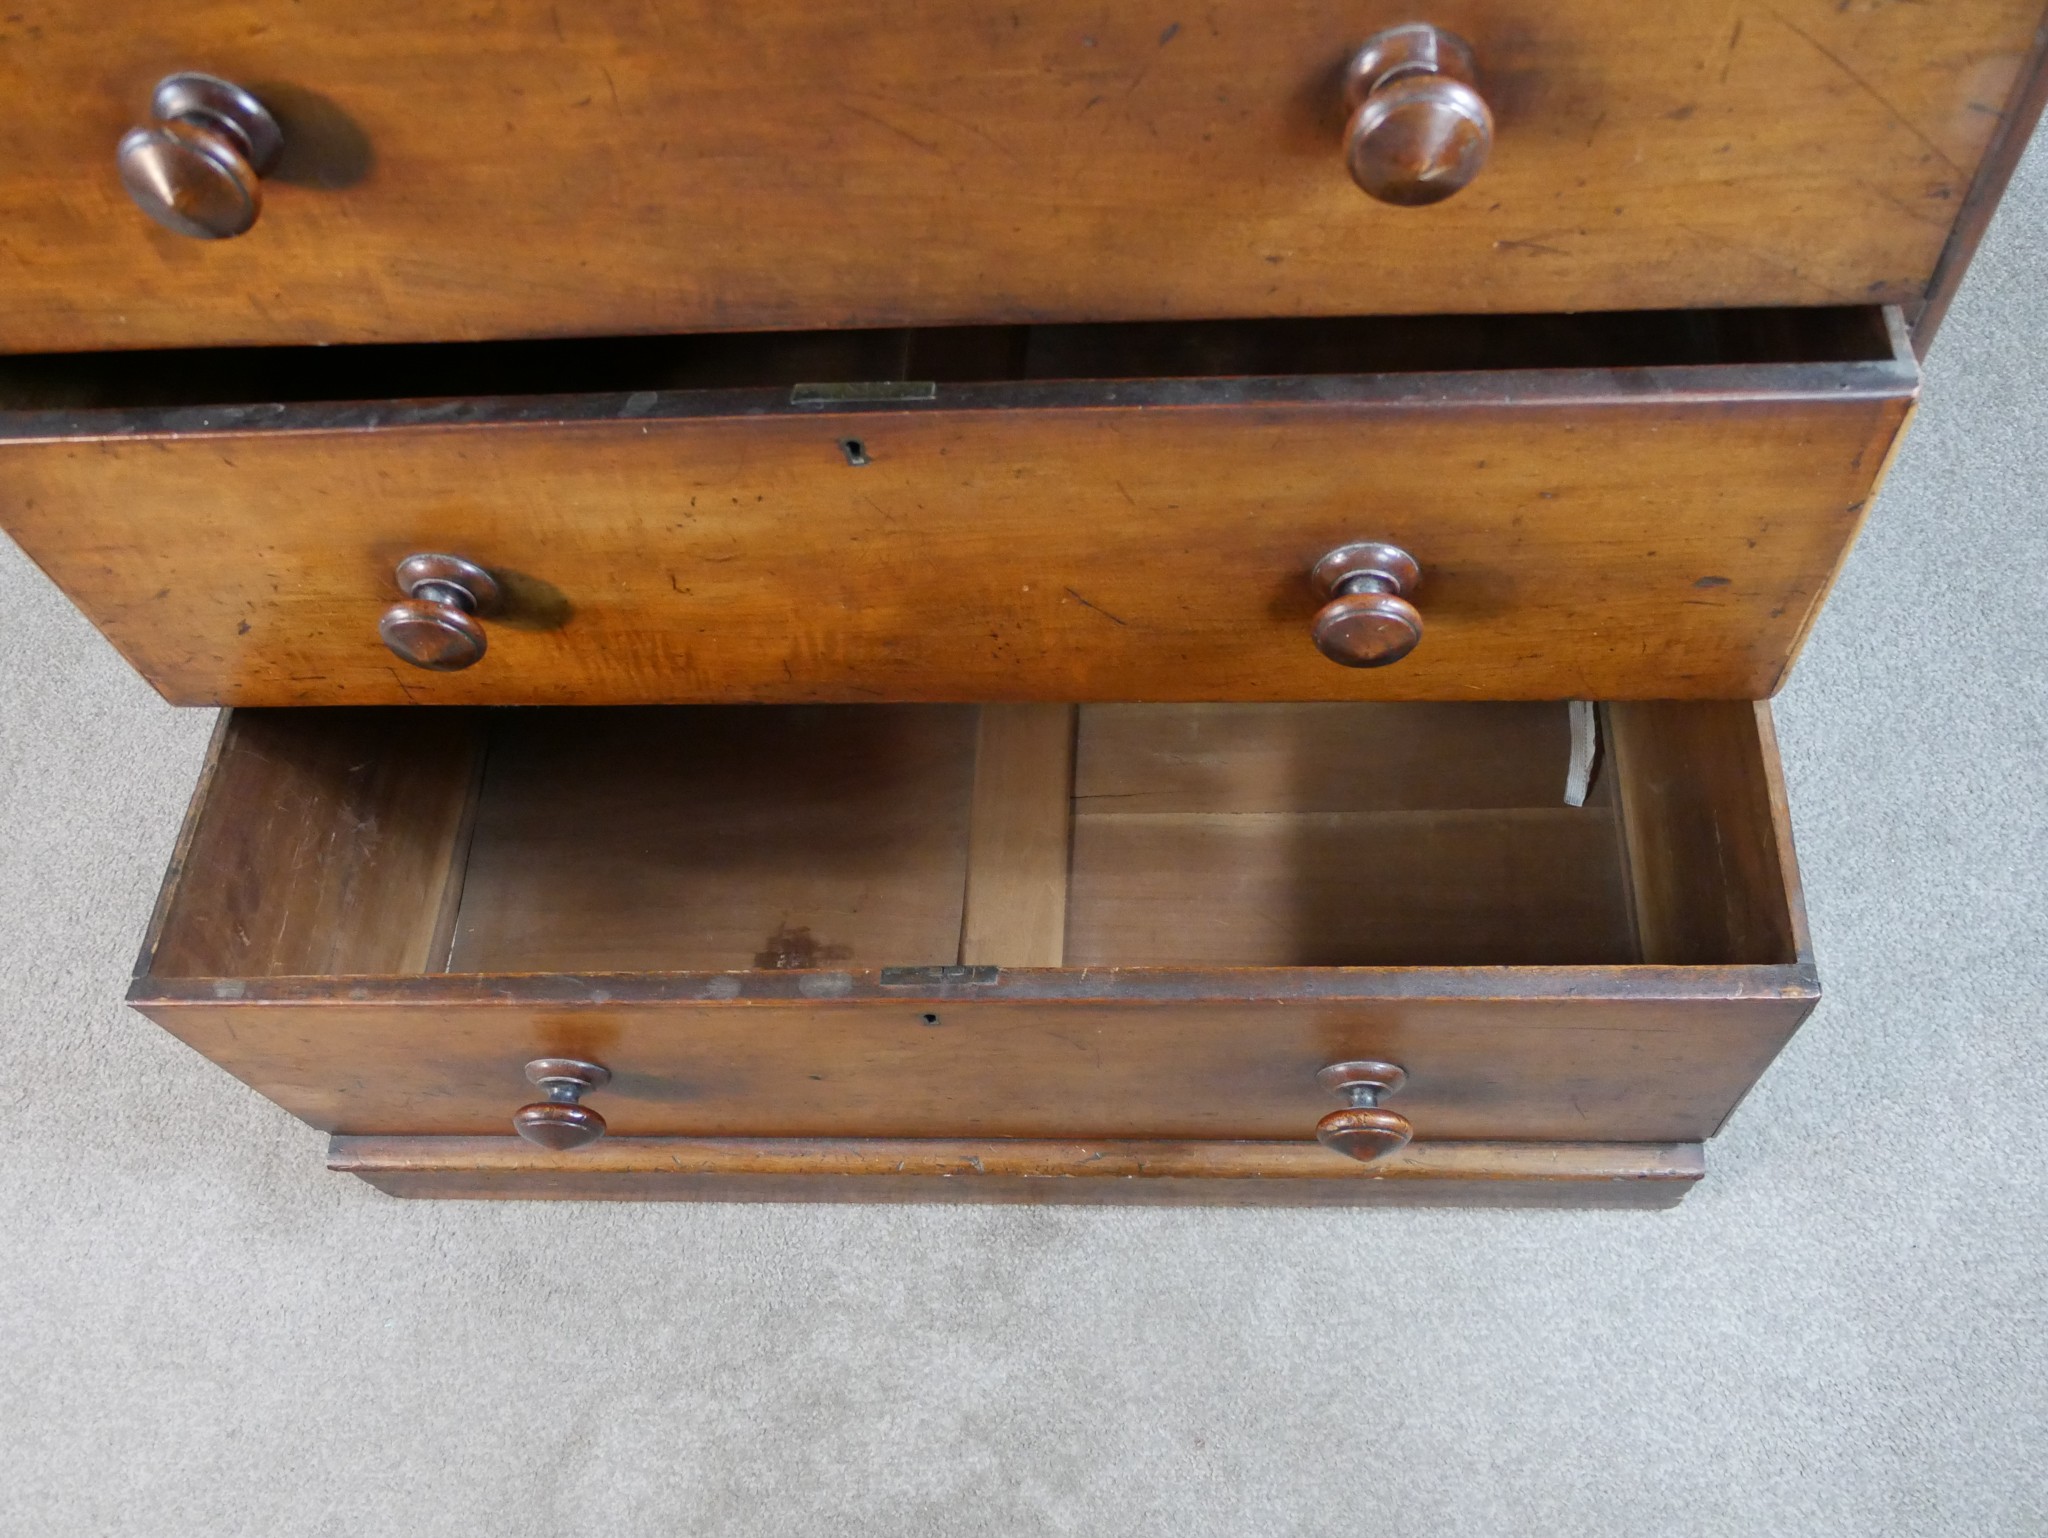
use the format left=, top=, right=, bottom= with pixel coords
left=0, top=351, right=1915, bottom=705
left=138, top=988, right=1812, bottom=1146
left=0, top=1, right=2036, bottom=350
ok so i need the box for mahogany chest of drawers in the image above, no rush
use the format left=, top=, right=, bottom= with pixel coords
left=3, top=0, right=2042, bottom=1206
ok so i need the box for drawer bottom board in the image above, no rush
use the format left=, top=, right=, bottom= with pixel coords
left=328, top=1137, right=1704, bottom=1209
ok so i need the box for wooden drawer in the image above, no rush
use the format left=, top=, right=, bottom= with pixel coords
left=0, top=308, right=1915, bottom=705
left=131, top=697, right=1817, bottom=1205
left=0, top=0, right=2037, bottom=351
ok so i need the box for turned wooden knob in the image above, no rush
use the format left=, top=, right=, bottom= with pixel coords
left=117, top=73, right=283, bottom=239
left=380, top=553, right=503, bottom=671
left=513, top=1058, right=613, bottom=1150
left=1310, top=541, right=1423, bottom=667
left=1316, top=1060, right=1413, bottom=1162
left=1343, top=24, right=1492, bottom=206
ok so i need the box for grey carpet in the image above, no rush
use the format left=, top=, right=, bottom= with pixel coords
left=2, top=149, right=2044, bottom=1538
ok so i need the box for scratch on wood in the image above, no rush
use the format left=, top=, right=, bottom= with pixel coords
left=840, top=101, right=945, bottom=156
left=1675, top=224, right=1859, bottom=302
left=1769, top=10, right=1964, bottom=176
left=1858, top=179, right=1956, bottom=231
left=1722, top=17, right=1743, bottom=83
left=1063, top=588, right=1129, bottom=626
left=843, top=92, right=1019, bottom=161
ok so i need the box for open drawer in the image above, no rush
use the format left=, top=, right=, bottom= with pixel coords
left=0, top=306, right=1914, bottom=707
left=131, top=698, right=1817, bottom=1206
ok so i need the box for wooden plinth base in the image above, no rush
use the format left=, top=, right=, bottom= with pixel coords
left=329, top=1136, right=1704, bottom=1209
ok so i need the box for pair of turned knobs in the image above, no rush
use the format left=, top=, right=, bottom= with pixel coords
left=512, top=1057, right=1415, bottom=1162
left=118, top=28, right=1492, bottom=239
left=376, top=542, right=1425, bottom=672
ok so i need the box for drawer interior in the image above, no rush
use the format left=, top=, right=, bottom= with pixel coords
left=0, top=307, right=1894, bottom=416
left=140, top=702, right=1799, bottom=981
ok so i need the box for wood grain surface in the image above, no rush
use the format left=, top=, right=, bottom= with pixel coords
left=327, top=1135, right=1706, bottom=1207
left=0, top=360, right=1915, bottom=705
left=447, top=707, right=981, bottom=974
left=1607, top=701, right=1800, bottom=966
left=0, top=0, right=2037, bottom=350
left=135, top=988, right=1813, bottom=1144
left=140, top=709, right=487, bottom=979
left=1916, top=3, right=2048, bottom=351
left=961, top=705, right=1077, bottom=968
left=1067, top=699, right=1640, bottom=966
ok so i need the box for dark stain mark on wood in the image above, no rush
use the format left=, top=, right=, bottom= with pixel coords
left=754, top=923, right=853, bottom=969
